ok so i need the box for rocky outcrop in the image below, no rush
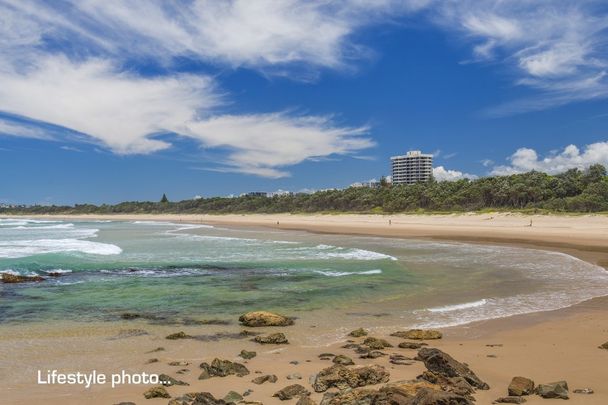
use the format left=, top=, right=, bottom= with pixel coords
left=398, top=341, right=428, bottom=349
left=319, top=385, right=471, bottom=405
left=168, top=392, right=229, bottom=405
left=349, top=328, right=368, bottom=337
left=296, top=396, right=317, bottom=405
left=198, top=358, right=250, bottom=379
left=417, top=348, right=489, bottom=390
left=332, top=354, right=354, bottom=365
left=598, top=341, right=608, bottom=350
left=363, top=337, right=393, bottom=349
left=239, top=311, right=294, bottom=327
left=254, top=332, right=288, bottom=344
left=1, top=273, right=44, bottom=283
left=159, top=373, right=189, bottom=386
left=493, top=397, right=526, bottom=404
left=143, top=386, right=170, bottom=399
left=239, top=349, right=257, bottom=359
left=273, top=384, right=310, bottom=400
left=508, top=376, right=534, bottom=396
left=312, top=364, right=390, bottom=392
left=391, top=329, right=442, bottom=340
left=536, top=381, right=569, bottom=399
left=166, top=331, right=192, bottom=340
left=223, top=391, right=243, bottom=403
left=252, top=374, right=278, bottom=384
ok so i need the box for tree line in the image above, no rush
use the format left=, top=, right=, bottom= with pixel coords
left=3, top=165, right=608, bottom=215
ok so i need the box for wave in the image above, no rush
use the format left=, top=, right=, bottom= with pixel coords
left=0, top=238, right=122, bottom=258
left=427, top=299, right=488, bottom=313
left=313, top=269, right=383, bottom=277
left=9, top=223, right=75, bottom=230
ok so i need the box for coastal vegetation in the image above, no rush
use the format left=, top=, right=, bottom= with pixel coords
left=3, top=165, right=607, bottom=214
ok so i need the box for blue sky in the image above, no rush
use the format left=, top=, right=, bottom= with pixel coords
left=1, top=1, right=608, bottom=205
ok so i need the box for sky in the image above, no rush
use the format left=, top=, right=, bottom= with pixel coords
left=1, top=0, right=608, bottom=205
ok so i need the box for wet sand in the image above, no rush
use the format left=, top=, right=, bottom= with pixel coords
left=2, top=212, right=608, bottom=404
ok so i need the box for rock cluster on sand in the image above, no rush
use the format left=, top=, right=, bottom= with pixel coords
left=166, top=331, right=192, bottom=340
left=493, top=397, right=526, bottom=404
left=239, top=311, right=294, bottom=327
left=252, top=374, right=278, bottom=384
left=398, top=341, right=428, bottom=349
left=332, top=354, right=354, bottom=366
left=273, top=384, right=310, bottom=400
left=143, top=386, right=170, bottom=399
left=1, top=273, right=44, bottom=283
left=312, top=364, right=390, bottom=392
left=319, top=383, right=472, bottom=405
left=417, top=348, right=489, bottom=390
left=363, top=336, right=393, bottom=349
left=391, top=329, right=443, bottom=340
left=239, top=349, right=257, bottom=359
left=159, top=373, right=189, bottom=387
left=199, top=358, right=250, bottom=379
left=508, top=376, right=534, bottom=396
left=168, top=392, right=230, bottom=405
left=536, top=381, right=569, bottom=399
left=349, top=327, right=368, bottom=337
left=253, top=332, right=288, bottom=344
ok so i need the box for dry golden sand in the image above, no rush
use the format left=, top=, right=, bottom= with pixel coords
left=2, top=212, right=608, bottom=404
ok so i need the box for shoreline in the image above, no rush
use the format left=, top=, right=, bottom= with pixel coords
left=2, top=212, right=608, bottom=403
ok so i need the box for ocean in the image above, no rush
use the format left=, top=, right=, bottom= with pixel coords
left=1, top=218, right=608, bottom=332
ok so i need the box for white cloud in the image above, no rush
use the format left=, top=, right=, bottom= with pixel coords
left=0, top=56, right=372, bottom=176
left=433, top=0, right=608, bottom=114
left=0, top=118, right=52, bottom=139
left=433, top=166, right=477, bottom=181
left=186, top=113, right=373, bottom=178
left=491, top=142, right=608, bottom=175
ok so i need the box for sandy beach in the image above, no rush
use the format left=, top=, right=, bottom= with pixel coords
left=2, top=212, right=608, bottom=404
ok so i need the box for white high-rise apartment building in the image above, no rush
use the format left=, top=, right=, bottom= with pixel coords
left=390, top=150, right=433, bottom=185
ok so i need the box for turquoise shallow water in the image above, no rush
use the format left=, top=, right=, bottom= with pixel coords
left=1, top=218, right=608, bottom=328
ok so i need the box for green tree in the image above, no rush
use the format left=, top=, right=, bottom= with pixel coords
left=160, top=193, right=169, bottom=203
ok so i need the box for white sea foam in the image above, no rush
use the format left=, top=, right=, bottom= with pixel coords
left=427, top=299, right=488, bottom=313
left=319, top=248, right=397, bottom=261
left=0, top=239, right=122, bottom=258
left=313, top=269, right=382, bottom=277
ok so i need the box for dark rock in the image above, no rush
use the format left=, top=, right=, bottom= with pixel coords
left=359, top=350, right=386, bottom=359
left=598, top=341, right=608, bottom=350
left=398, top=341, right=428, bottom=349
left=390, top=354, right=414, bottom=365
left=287, top=373, right=302, bottom=380
left=252, top=374, right=278, bottom=384
left=253, top=332, right=288, bottom=344
left=166, top=331, right=192, bottom=340
left=120, top=312, right=142, bottom=320
left=290, top=360, right=299, bottom=365
left=349, top=328, right=368, bottom=337
left=198, top=358, right=250, bottom=379
left=168, top=361, right=190, bottom=366
left=332, top=354, right=354, bottom=366
left=159, top=373, right=189, bottom=386
left=318, top=353, right=335, bottom=359
left=145, top=358, right=158, bottom=364
left=1, top=273, right=44, bottom=283
left=146, top=346, right=164, bottom=353
left=536, top=381, right=569, bottom=399
left=417, top=348, right=489, bottom=390
left=239, top=311, right=294, bottom=327
left=239, top=350, right=257, bottom=359
left=573, top=388, right=594, bottom=394
left=494, top=397, right=526, bottom=404
left=296, top=396, right=317, bottom=405
left=176, top=368, right=189, bottom=374
left=418, top=371, right=476, bottom=397
left=391, top=329, right=442, bottom=340
left=363, top=336, right=393, bottom=349
left=223, top=391, right=243, bottom=403
left=273, top=384, right=310, bottom=400
left=143, top=386, right=170, bottom=399
left=312, top=364, right=390, bottom=392
left=508, top=376, right=534, bottom=396
left=408, top=388, right=472, bottom=405
left=168, top=392, right=228, bottom=405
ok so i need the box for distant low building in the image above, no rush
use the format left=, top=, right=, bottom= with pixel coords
left=390, top=150, right=433, bottom=185
left=350, top=179, right=381, bottom=189
left=267, top=189, right=294, bottom=197
left=242, top=191, right=268, bottom=197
